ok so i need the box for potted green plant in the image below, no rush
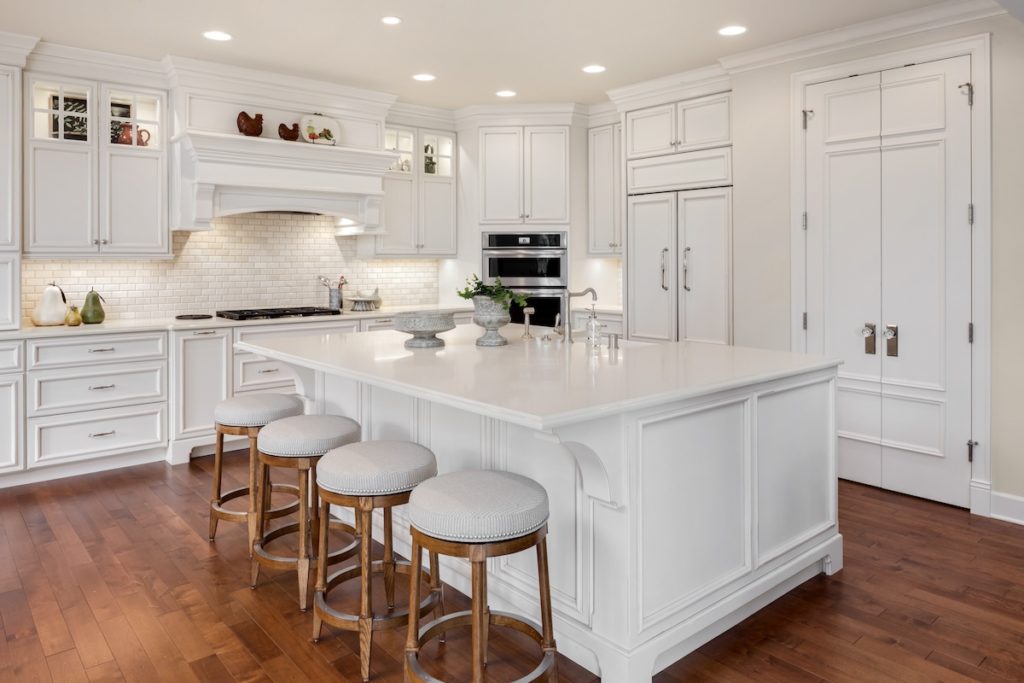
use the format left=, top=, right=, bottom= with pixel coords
left=457, top=275, right=527, bottom=347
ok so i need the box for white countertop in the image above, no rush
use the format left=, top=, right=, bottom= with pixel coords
left=237, top=324, right=840, bottom=431
left=0, top=304, right=473, bottom=341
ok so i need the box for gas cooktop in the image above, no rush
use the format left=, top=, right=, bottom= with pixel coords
left=216, top=307, right=342, bottom=321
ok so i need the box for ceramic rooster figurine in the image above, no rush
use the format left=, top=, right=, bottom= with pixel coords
left=236, top=111, right=263, bottom=137
left=278, top=122, right=300, bottom=141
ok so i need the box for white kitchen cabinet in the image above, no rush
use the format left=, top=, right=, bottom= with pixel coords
left=627, top=188, right=732, bottom=344
left=0, top=65, right=20, bottom=251
left=27, top=403, right=166, bottom=469
left=360, top=316, right=396, bottom=332
left=588, top=123, right=622, bottom=254
left=480, top=125, right=569, bottom=225
left=375, top=126, right=456, bottom=257
left=233, top=320, right=360, bottom=394
left=0, top=373, right=23, bottom=474
left=172, top=328, right=231, bottom=439
left=0, top=253, right=19, bottom=331
left=24, top=77, right=168, bottom=257
left=626, top=146, right=732, bottom=195
left=625, top=93, right=731, bottom=161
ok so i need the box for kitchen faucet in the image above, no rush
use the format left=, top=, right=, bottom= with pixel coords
left=561, top=288, right=598, bottom=343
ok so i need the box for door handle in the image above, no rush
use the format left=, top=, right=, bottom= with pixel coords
left=884, top=324, right=898, bottom=357
left=861, top=323, right=876, bottom=355
left=682, top=246, right=692, bottom=292
left=660, top=248, right=669, bottom=291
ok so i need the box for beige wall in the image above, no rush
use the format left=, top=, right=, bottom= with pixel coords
left=729, top=14, right=1024, bottom=496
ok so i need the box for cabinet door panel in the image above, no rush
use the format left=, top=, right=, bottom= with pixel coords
left=479, top=127, right=523, bottom=223
left=0, top=67, right=17, bottom=250
left=28, top=145, right=96, bottom=253
left=0, top=374, right=22, bottom=474
left=588, top=124, right=621, bottom=254
left=677, top=94, right=731, bottom=151
left=524, top=126, right=569, bottom=224
left=627, top=194, right=677, bottom=342
left=377, top=174, right=417, bottom=254
left=173, top=329, right=230, bottom=439
left=679, top=188, right=731, bottom=344
left=0, top=254, right=18, bottom=331
left=419, top=178, right=456, bottom=255
left=625, top=104, right=675, bottom=159
left=101, top=151, right=167, bottom=254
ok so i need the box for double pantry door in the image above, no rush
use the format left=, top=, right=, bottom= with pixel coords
left=804, top=55, right=972, bottom=507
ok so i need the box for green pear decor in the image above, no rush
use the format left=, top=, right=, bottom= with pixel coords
left=81, top=288, right=106, bottom=324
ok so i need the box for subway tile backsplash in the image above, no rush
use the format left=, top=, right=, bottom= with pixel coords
left=21, top=213, right=439, bottom=321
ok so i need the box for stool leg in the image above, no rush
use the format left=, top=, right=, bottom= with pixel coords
left=246, top=433, right=259, bottom=558
left=250, top=459, right=267, bottom=588
left=405, top=537, right=423, bottom=661
left=536, top=537, right=557, bottom=657
left=471, top=559, right=487, bottom=683
left=297, top=467, right=311, bottom=611
left=313, top=496, right=330, bottom=643
left=429, top=551, right=446, bottom=644
left=208, top=428, right=224, bottom=541
left=481, top=565, right=490, bottom=666
left=358, top=506, right=374, bottom=682
left=383, top=506, right=396, bottom=610
left=310, top=462, right=320, bottom=560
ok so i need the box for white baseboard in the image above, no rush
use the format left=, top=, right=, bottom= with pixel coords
left=990, top=490, right=1024, bottom=527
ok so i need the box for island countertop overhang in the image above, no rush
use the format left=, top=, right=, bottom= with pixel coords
left=235, top=325, right=841, bottom=431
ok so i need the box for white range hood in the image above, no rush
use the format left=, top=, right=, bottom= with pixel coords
left=171, top=131, right=398, bottom=233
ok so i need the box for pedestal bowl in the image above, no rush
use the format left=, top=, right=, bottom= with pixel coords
left=394, top=311, right=456, bottom=349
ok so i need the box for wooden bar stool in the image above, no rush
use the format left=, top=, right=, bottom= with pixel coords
left=251, top=414, right=361, bottom=610
left=405, top=470, right=557, bottom=683
left=209, top=394, right=305, bottom=555
left=312, top=440, right=445, bottom=682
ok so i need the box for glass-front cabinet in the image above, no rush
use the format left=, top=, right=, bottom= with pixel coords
left=24, top=76, right=168, bottom=256
left=376, top=126, right=456, bottom=257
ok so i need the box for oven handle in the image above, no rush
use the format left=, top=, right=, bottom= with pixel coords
left=482, top=249, right=567, bottom=257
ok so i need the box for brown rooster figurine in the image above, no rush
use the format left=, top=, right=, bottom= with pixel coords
left=278, top=122, right=300, bottom=141
left=236, top=111, right=263, bottom=137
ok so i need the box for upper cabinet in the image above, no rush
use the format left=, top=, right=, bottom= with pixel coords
left=588, top=123, right=622, bottom=255
left=374, top=126, right=456, bottom=257
left=625, top=93, right=730, bottom=160
left=480, top=125, right=569, bottom=225
left=24, top=76, right=168, bottom=257
left=0, top=66, right=19, bottom=251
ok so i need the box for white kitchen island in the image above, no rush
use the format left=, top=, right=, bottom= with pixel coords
left=237, top=324, right=842, bottom=681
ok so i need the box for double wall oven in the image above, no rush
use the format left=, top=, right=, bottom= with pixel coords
left=481, top=232, right=567, bottom=328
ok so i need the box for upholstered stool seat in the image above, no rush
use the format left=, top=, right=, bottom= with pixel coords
left=214, top=393, right=304, bottom=427
left=208, top=394, right=305, bottom=553
left=312, top=441, right=443, bottom=682
left=317, top=440, right=438, bottom=496
left=405, top=470, right=557, bottom=683
left=251, top=414, right=362, bottom=610
left=408, top=470, right=549, bottom=543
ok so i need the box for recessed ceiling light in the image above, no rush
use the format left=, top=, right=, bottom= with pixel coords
left=582, top=65, right=606, bottom=74
left=495, top=90, right=517, bottom=98
left=202, top=30, right=233, bottom=41
left=718, top=25, right=747, bottom=36
left=413, top=73, right=436, bottom=82
left=381, top=16, right=402, bottom=25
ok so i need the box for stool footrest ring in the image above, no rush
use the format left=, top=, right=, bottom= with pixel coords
left=253, top=519, right=355, bottom=571
left=211, top=483, right=301, bottom=522
left=314, top=558, right=440, bottom=633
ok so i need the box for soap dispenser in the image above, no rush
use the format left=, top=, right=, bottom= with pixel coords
left=585, top=305, right=603, bottom=347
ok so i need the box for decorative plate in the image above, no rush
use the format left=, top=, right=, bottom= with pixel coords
left=300, top=113, right=339, bottom=146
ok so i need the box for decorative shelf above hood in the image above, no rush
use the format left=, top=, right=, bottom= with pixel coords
left=171, top=130, right=399, bottom=232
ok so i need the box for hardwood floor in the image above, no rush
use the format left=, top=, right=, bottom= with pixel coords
left=2, top=452, right=1023, bottom=682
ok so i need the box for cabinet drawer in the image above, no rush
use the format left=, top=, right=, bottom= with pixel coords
left=28, top=332, right=167, bottom=369
left=27, top=403, right=167, bottom=469
left=234, top=320, right=361, bottom=345
left=359, top=317, right=395, bottom=332
left=234, top=354, right=293, bottom=393
left=0, top=340, right=22, bottom=372
left=27, top=361, right=166, bottom=417
left=627, top=147, right=731, bottom=194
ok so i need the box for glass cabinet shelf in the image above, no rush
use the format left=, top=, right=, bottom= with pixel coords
left=423, top=132, right=453, bottom=177
left=32, top=81, right=91, bottom=142
left=384, top=128, right=415, bottom=173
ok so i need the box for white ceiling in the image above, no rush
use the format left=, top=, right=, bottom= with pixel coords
left=2, top=0, right=950, bottom=108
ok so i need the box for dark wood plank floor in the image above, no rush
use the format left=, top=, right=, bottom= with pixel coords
left=2, top=452, right=1023, bottom=682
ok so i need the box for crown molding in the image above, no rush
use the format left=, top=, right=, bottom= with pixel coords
left=453, top=102, right=588, bottom=128
left=997, top=0, right=1024, bottom=21
left=719, top=0, right=1006, bottom=73
left=26, top=41, right=169, bottom=88
left=585, top=101, right=620, bottom=128
left=0, top=31, right=40, bottom=68
left=606, top=64, right=730, bottom=112
left=164, top=56, right=398, bottom=118
left=387, top=102, right=456, bottom=130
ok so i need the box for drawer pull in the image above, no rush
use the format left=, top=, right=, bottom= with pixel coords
left=89, top=347, right=115, bottom=353
left=257, top=368, right=279, bottom=374
left=88, top=384, right=116, bottom=391
left=89, top=430, right=116, bottom=438
left=375, top=319, right=393, bottom=324
left=193, top=330, right=218, bottom=336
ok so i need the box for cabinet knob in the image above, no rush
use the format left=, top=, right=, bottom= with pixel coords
left=100, top=239, right=109, bottom=245
left=93, top=239, right=99, bottom=245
